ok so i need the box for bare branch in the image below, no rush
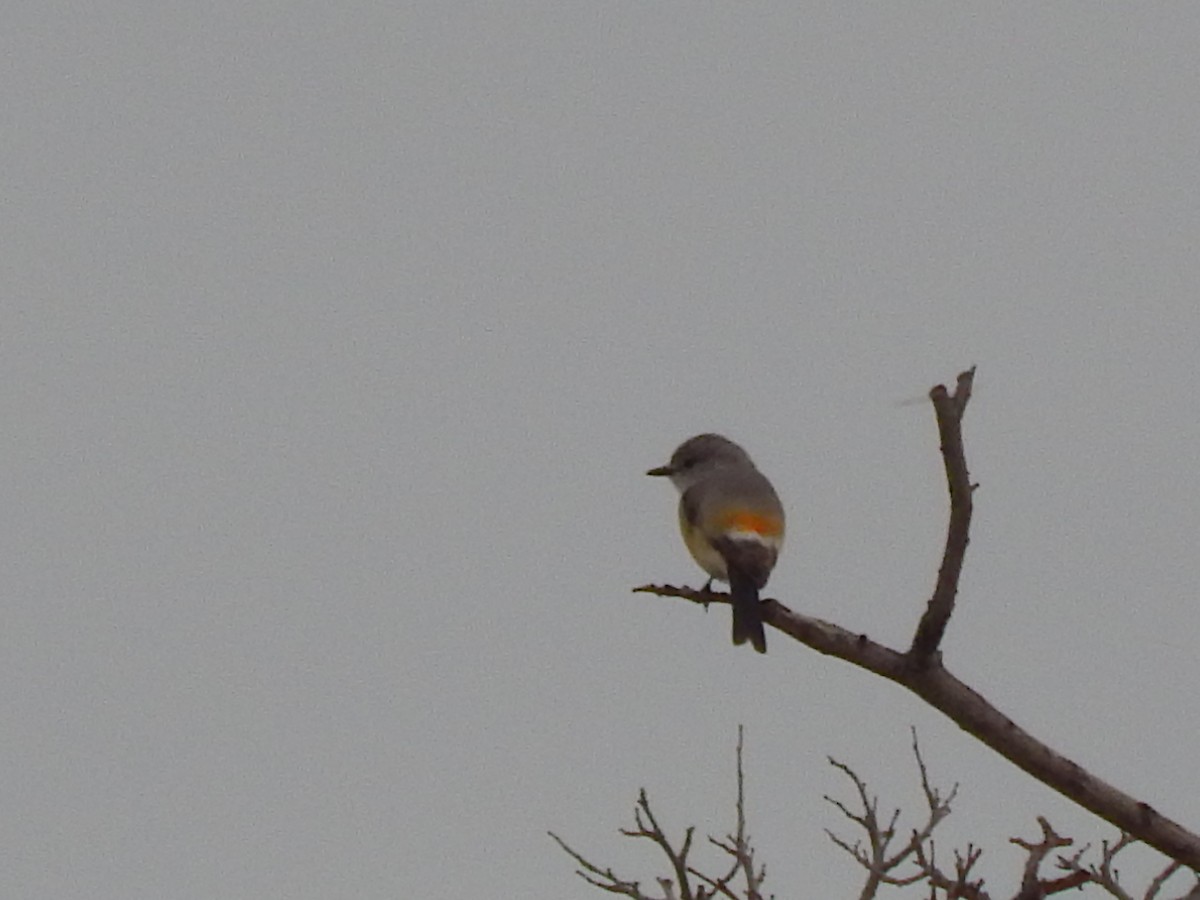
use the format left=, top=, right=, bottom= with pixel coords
left=695, top=726, right=767, bottom=900
left=619, top=790, right=695, bottom=900
left=636, top=368, right=1200, bottom=869
left=1009, top=816, right=1078, bottom=898
left=1093, top=833, right=1139, bottom=900
left=878, top=729, right=958, bottom=873
left=1043, top=829, right=1200, bottom=899
left=913, top=839, right=987, bottom=899
left=553, top=731, right=770, bottom=900
left=1144, top=860, right=1183, bottom=900
left=911, top=365, right=976, bottom=664
left=548, top=830, right=654, bottom=898
left=1051, top=832, right=1142, bottom=900
left=823, top=735, right=963, bottom=898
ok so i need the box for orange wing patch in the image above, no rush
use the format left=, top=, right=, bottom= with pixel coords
left=721, top=510, right=783, bottom=537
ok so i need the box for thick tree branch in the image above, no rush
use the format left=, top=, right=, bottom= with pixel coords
left=632, top=585, right=1200, bottom=869
left=635, top=367, right=1200, bottom=870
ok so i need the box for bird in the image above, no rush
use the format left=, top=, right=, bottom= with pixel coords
left=647, top=434, right=784, bottom=653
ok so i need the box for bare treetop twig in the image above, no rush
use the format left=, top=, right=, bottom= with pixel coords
left=552, top=730, right=769, bottom=900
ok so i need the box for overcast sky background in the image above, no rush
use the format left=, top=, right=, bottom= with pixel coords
left=5, top=5, right=1200, bottom=898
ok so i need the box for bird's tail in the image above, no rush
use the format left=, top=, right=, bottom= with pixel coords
left=729, top=567, right=767, bottom=654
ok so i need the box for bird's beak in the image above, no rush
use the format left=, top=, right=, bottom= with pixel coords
left=646, top=465, right=674, bottom=477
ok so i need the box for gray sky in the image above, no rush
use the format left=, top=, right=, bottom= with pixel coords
left=5, top=5, right=1200, bottom=898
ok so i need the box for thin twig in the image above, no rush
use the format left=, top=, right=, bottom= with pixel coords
left=1144, top=859, right=1182, bottom=900
left=824, top=735, right=963, bottom=899
left=1010, top=816, right=1075, bottom=898
left=548, top=830, right=649, bottom=898
left=552, top=731, right=770, bottom=900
